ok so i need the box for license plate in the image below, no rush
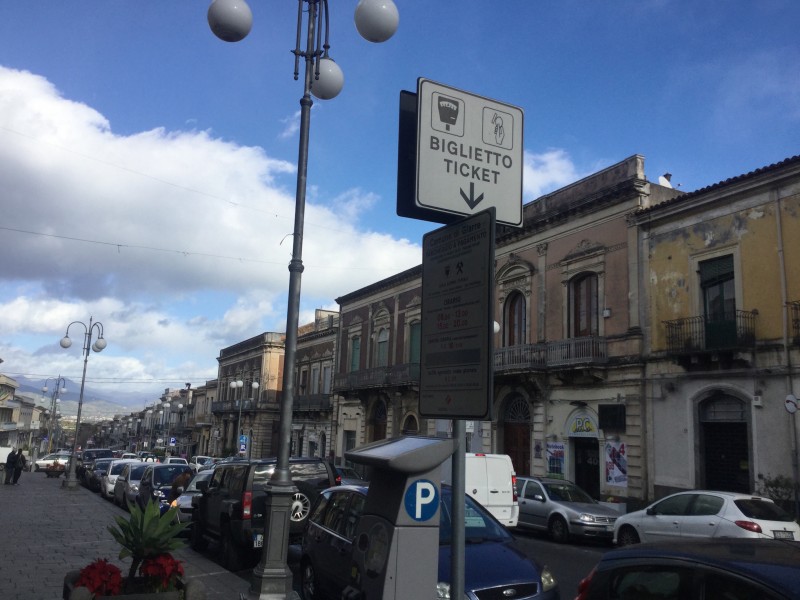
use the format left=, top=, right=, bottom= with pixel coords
left=254, top=534, right=264, bottom=548
left=773, top=530, right=794, bottom=540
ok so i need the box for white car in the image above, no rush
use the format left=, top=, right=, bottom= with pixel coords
left=34, top=453, right=72, bottom=471
left=614, top=490, right=800, bottom=545
left=164, top=457, right=188, bottom=466
left=100, top=459, right=141, bottom=499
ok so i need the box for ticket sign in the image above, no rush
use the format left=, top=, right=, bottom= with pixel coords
left=416, top=79, right=523, bottom=227
left=419, top=209, right=495, bottom=418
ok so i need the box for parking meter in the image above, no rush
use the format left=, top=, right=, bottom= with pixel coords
left=341, top=436, right=454, bottom=600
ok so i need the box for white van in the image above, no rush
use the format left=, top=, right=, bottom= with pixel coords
left=442, top=453, right=519, bottom=527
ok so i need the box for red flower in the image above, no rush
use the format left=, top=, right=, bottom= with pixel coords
left=139, top=553, right=184, bottom=592
left=75, top=558, right=123, bottom=597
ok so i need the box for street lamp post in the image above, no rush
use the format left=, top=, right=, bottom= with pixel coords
left=207, top=1, right=398, bottom=597
left=42, top=376, right=66, bottom=453
left=59, top=316, right=107, bottom=490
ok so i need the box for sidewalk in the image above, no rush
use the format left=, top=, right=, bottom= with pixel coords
left=0, top=469, right=251, bottom=600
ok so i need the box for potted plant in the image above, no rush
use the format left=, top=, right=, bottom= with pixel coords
left=45, top=459, right=67, bottom=478
left=63, top=500, right=195, bottom=599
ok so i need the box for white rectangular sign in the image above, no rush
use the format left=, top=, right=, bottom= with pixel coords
left=416, top=79, right=523, bottom=227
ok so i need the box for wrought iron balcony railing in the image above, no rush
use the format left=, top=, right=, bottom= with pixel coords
left=494, top=336, right=608, bottom=373
left=663, top=310, right=757, bottom=354
left=333, top=362, right=420, bottom=392
left=293, top=394, right=332, bottom=412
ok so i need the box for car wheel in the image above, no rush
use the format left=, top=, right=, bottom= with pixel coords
left=190, top=520, right=208, bottom=552
left=548, top=515, right=570, bottom=543
left=617, top=525, right=640, bottom=546
left=220, top=524, right=243, bottom=572
left=301, top=559, right=319, bottom=600
left=291, top=485, right=313, bottom=528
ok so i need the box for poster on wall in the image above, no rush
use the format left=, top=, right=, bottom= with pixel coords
left=546, top=441, right=565, bottom=479
left=605, top=440, right=628, bottom=488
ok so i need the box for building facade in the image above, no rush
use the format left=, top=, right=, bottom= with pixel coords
left=634, top=155, right=800, bottom=502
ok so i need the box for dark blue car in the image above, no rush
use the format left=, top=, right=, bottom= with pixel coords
left=300, top=484, right=559, bottom=600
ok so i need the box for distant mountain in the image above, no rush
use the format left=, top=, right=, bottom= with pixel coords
left=11, top=375, right=157, bottom=419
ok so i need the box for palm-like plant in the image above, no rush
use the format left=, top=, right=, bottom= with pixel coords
left=107, top=499, right=189, bottom=586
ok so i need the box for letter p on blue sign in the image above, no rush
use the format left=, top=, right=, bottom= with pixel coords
left=404, top=479, right=439, bottom=522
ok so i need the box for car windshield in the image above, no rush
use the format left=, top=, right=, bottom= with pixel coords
left=735, top=498, right=794, bottom=522
left=439, top=487, right=511, bottom=545
left=110, top=462, right=132, bottom=475
left=129, top=464, right=147, bottom=480
left=154, top=466, right=187, bottom=485
left=544, top=482, right=595, bottom=503
left=94, top=460, right=113, bottom=470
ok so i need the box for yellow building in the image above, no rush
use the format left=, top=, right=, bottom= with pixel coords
left=634, top=155, right=800, bottom=501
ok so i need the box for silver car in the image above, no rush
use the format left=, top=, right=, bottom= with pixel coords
left=112, top=462, right=148, bottom=509
left=515, top=476, right=621, bottom=543
left=101, top=459, right=140, bottom=500
left=170, top=469, right=213, bottom=524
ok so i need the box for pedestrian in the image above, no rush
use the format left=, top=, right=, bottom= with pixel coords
left=12, top=448, right=26, bottom=485
left=4, top=447, right=17, bottom=484
left=168, top=469, right=192, bottom=503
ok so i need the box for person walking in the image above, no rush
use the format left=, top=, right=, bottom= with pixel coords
left=12, top=448, right=26, bottom=485
left=4, top=448, right=17, bottom=485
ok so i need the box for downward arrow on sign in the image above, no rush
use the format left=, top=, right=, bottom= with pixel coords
left=460, top=182, right=484, bottom=209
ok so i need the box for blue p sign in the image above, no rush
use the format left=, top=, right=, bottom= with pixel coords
left=404, top=479, right=439, bottom=522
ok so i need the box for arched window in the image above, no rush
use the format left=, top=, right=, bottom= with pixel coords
left=401, top=414, right=419, bottom=435
left=570, top=273, right=598, bottom=337
left=376, top=328, right=389, bottom=367
left=504, top=291, right=526, bottom=346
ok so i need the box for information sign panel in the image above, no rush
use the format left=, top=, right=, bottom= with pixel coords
left=419, top=209, right=495, bottom=418
left=416, top=79, right=523, bottom=227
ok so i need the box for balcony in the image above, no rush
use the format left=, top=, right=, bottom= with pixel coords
left=663, top=310, right=757, bottom=354
left=333, top=362, right=420, bottom=392
left=293, top=394, right=332, bottom=412
left=663, top=310, right=758, bottom=369
left=494, top=336, right=608, bottom=374
left=211, top=399, right=255, bottom=414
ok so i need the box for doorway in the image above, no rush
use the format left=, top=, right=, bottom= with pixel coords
left=502, top=395, right=531, bottom=475
left=573, top=437, right=600, bottom=498
left=700, top=394, right=749, bottom=493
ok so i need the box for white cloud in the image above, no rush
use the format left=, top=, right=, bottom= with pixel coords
left=522, top=149, right=582, bottom=199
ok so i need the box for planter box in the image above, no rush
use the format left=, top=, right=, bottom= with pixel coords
left=63, top=570, right=201, bottom=600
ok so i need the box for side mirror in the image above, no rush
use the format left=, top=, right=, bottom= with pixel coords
left=534, top=494, right=546, bottom=503
left=196, top=480, right=209, bottom=493
left=646, top=507, right=656, bottom=516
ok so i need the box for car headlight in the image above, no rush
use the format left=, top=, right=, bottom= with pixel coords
left=130, top=485, right=138, bottom=492
left=540, top=566, right=557, bottom=593
left=579, top=513, right=595, bottom=523
left=154, top=489, right=165, bottom=499
left=436, top=582, right=469, bottom=600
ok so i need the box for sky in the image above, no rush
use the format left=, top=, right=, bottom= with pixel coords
left=1, top=1, right=798, bottom=413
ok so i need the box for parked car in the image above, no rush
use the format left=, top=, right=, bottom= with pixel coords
left=300, top=483, right=559, bottom=600
left=34, top=452, right=71, bottom=471
left=85, top=458, right=115, bottom=492
left=163, top=457, right=189, bottom=466
left=113, top=462, right=148, bottom=509
left=100, top=459, right=141, bottom=500
left=137, top=463, right=193, bottom=511
left=198, top=457, right=223, bottom=472
left=333, top=465, right=367, bottom=486
left=120, top=453, right=138, bottom=460
left=77, top=448, right=113, bottom=481
left=613, top=490, right=800, bottom=545
left=515, top=476, right=620, bottom=543
left=171, top=469, right=214, bottom=525
left=189, top=455, right=214, bottom=472
left=190, top=456, right=336, bottom=571
left=575, top=538, right=800, bottom=600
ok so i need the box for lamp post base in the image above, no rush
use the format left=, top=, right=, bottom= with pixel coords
left=248, top=483, right=299, bottom=600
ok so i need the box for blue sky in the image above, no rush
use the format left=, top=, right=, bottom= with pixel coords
left=1, top=1, right=798, bottom=412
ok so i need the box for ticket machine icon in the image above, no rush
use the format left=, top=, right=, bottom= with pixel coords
left=437, top=95, right=460, bottom=131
